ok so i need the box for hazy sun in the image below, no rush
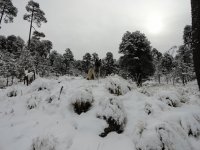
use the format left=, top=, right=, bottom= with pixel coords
left=146, top=14, right=163, bottom=34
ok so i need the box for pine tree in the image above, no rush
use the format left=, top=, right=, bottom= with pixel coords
left=24, top=0, right=47, bottom=48
left=0, top=35, right=7, bottom=51
left=32, top=31, right=45, bottom=40
left=53, top=53, right=65, bottom=76
left=174, top=25, right=194, bottom=85
left=40, top=40, right=52, bottom=58
left=91, top=52, right=99, bottom=64
left=82, top=53, right=92, bottom=73
left=63, top=48, right=74, bottom=74
left=119, top=31, right=154, bottom=86
left=17, top=49, right=35, bottom=78
left=49, top=50, right=58, bottom=66
left=0, top=0, right=18, bottom=28
left=161, top=53, right=174, bottom=84
left=151, top=48, right=163, bottom=83
left=102, top=52, right=115, bottom=76
left=6, top=35, right=24, bottom=57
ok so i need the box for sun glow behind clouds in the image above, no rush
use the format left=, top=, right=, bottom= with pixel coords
left=146, top=14, right=164, bottom=34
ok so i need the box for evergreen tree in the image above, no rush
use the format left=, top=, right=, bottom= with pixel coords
left=161, top=53, right=174, bottom=73
left=0, top=35, right=7, bottom=52
left=32, top=31, right=45, bottom=40
left=102, top=52, right=115, bottom=76
left=119, top=31, right=154, bottom=86
left=53, top=53, right=65, bottom=76
left=63, top=48, right=74, bottom=74
left=16, top=48, right=34, bottom=79
left=49, top=50, right=58, bottom=66
left=161, top=53, right=174, bottom=83
left=91, top=52, right=99, bottom=64
left=28, top=38, right=52, bottom=75
left=82, top=52, right=92, bottom=73
left=151, top=48, right=163, bottom=83
left=6, top=35, right=24, bottom=57
left=40, top=40, right=52, bottom=58
left=24, top=0, right=47, bottom=48
left=0, top=0, right=18, bottom=28
left=74, top=60, right=84, bottom=74
left=174, top=25, right=194, bottom=85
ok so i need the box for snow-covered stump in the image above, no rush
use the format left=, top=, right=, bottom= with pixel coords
left=97, top=97, right=127, bottom=137
left=69, top=88, right=94, bottom=115
left=105, top=75, right=132, bottom=96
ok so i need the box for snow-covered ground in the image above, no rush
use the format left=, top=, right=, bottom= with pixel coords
left=0, top=75, right=200, bottom=150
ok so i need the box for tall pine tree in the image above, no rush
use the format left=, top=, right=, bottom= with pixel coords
left=0, top=0, right=18, bottom=28
left=24, top=0, right=47, bottom=48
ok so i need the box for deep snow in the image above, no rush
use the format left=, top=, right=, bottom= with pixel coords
left=0, top=75, right=200, bottom=150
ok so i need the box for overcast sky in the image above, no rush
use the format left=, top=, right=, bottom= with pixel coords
left=1, top=0, right=191, bottom=59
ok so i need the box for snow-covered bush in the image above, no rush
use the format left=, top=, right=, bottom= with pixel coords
left=97, top=97, right=127, bottom=137
left=69, top=88, right=94, bottom=115
left=136, top=123, right=192, bottom=150
left=144, top=103, right=152, bottom=115
left=157, top=91, right=186, bottom=107
left=105, top=75, right=132, bottom=96
left=45, top=95, right=57, bottom=103
left=31, top=135, right=57, bottom=150
left=30, top=78, right=53, bottom=92
left=27, top=96, right=40, bottom=110
left=138, top=88, right=151, bottom=97
left=7, top=90, right=17, bottom=97
left=179, top=113, right=200, bottom=137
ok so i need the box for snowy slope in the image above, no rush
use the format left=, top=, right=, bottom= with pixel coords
left=0, top=75, right=200, bottom=150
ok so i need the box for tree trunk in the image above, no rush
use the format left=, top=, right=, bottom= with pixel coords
left=28, top=8, right=34, bottom=49
left=11, top=76, right=14, bottom=85
left=182, top=74, right=185, bottom=86
left=136, top=73, right=142, bottom=87
left=191, top=0, right=200, bottom=90
left=0, top=5, right=6, bottom=26
left=158, top=74, right=161, bottom=84
left=6, top=76, right=9, bottom=86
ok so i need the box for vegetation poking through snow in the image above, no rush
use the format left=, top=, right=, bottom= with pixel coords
left=7, top=90, right=17, bottom=97
left=97, top=97, right=127, bottom=137
left=31, top=135, right=57, bottom=150
left=106, top=75, right=132, bottom=96
left=157, top=91, right=186, bottom=107
left=72, top=101, right=93, bottom=115
left=45, top=95, right=56, bottom=103
left=27, top=96, right=39, bottom=110
left=144, top=103, right=152, bottom=115
left=38, top=86, right=47, bottom=91
left=70, top=88, right=94, bottom=115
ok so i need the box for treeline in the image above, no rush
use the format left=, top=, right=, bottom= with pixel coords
left=0, top=25, right=194, bottom=87
left=0, top=0, right=196, bottom=87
